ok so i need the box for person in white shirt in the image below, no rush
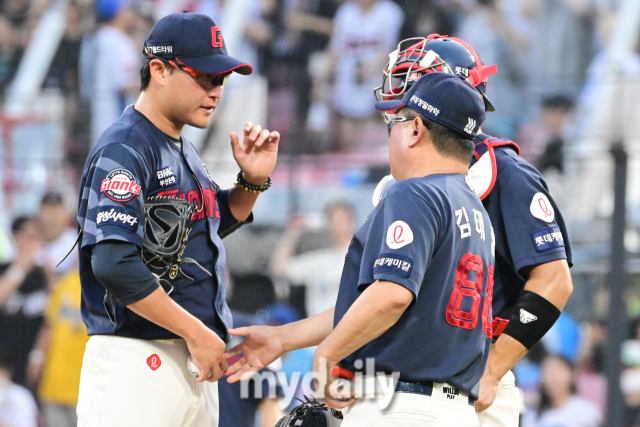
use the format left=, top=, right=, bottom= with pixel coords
left=86, top=0, right=140, bottom=145
left=0, top=351, right=38, bottom=427
left=38, top=192, right=78, bottom=278
left=272, top=201, right=356, bottom=317
left=523, top=355, right=602, bottom=427
left=329, top=0, right=404, bottom=150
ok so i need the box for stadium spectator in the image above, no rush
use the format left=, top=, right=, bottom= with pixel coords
left=456, top=0, right=531, bottom=139
left=517, top=94, right=574, bottom=170
left=81, top=0, right=141, bottom=145
left=38, top=191, right=78, bottom=279
left=329, top=0, right=404, bottom=151
left=26, top=270, right=87, bottom=427
left=521, top=0, right=597, bottom=98
left=0, top=216, right=48, bottom=388
left=0, top=16, right=22, bottom=98
left=271, top=0, right=338, bottom=153
left=523, top=355, right=602, bottom=427
left=0, top=350, right=38, bottom=427
left=272, top=200, right=356, bottom=317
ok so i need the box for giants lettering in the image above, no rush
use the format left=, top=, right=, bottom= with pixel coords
left=156, top=188, right=220, bottom=220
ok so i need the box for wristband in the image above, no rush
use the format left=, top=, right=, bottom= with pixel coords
left=29, top=350, right=45, bottom=365
left=5, top=264, right=26, bottom=283
left=236, top=171, right=272, bottom=193
left=502, top=290, right=561, bottom=350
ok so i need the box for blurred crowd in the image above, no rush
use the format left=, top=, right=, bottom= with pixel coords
left=1, top=0, right=640, bottom=426
left=1, top=0, right=627, bottom=175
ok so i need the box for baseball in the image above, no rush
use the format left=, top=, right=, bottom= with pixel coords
left=187, top=355, right=202, bottom=378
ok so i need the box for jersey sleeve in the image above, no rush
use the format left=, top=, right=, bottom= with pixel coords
left=216, top=189, right=253, bottom=239
left=358, top=190, right=440, bottom=297
left=498, top=160, right=568, bottom=272
left=79, top=143, right=151, bottom=249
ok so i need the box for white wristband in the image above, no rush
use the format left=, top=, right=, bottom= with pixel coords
left=5, top=264, right=26, bottom=283
left=29, top=350, right=45, bottom=365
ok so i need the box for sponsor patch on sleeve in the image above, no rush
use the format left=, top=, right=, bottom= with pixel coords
left=155, top=166, right=179, bottom=188
left=96, top=206, right=140, bottom=232
left=531, top=226, right=565, bottom=252
left=373, top=253, right=413, bottom=279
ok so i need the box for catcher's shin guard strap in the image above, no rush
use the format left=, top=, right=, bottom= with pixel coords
left=502, top=291, right=561, bottom=350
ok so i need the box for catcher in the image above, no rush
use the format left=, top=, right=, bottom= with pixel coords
left=75, top=12, right=279, bottom=427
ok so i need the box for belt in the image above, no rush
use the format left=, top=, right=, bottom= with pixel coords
left=394, top=380, right=476, bottom=406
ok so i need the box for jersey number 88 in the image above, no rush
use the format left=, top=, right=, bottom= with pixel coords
left=445, top=253, right=494, bottom=339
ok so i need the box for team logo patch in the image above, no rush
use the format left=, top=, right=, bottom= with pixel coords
left=520, top=309, right=537, bottom=324
left=147, top=354, right=161, bottom=371
left=101, top=168, right=141, bottom=202
left=386, top=221, right=413, bottom=249
left=96, top=206, right=139, bottom=232
left=373, top=253, right=413, bottom=279
left=155, top=166, right=179, bottom=188
left=530, top=192, right=554, bottom=223
left=531, top=226, right=564, bottom=253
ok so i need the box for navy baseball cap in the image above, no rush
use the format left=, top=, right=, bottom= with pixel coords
left=143, top=11, right=252, bottom=76
left=375, top=72, right=485, bottom=137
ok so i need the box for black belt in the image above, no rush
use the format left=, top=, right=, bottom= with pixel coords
left=394, top=380, right=476, bottom=406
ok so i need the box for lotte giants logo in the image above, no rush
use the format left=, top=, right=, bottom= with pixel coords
left=212, top=26, right=224, bottom=48
left=386, top=221, right=414, bottom=250
left=100, top=168, right=141, bottom=202
left=530, top=192, right=555, bottom=223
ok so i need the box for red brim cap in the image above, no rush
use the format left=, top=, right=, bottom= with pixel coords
left=177, top=54, right=253, bottom=75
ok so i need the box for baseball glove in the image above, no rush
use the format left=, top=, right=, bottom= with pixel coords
left=141, top=196, right=211, bottom=294
left=275, top=396, right=343, bottom=427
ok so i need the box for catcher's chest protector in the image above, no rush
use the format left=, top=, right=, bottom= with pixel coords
left=468, top=135, right=520, bottom=200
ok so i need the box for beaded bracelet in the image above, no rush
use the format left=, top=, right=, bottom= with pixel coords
left=236, top=171, right=272, bottom=193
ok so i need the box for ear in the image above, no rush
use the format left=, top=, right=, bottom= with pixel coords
left=149, top=59, right=171, bottom=88
left=407, top=117, right=427, bottom=148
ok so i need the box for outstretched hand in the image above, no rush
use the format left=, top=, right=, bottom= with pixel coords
left=224, top=325, right=286, bottom=383
left=230, top=122, right=279, bottom=186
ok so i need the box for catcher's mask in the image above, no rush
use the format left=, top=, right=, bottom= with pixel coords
left=142, top=196, right=211, bottom=294
left=374, top=34, right=498, bottom=112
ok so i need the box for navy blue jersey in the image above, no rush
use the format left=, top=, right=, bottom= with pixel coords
left=335, top=174, right=494, bottom=398
left=77, top=106, right=248, bottom=341
left=471, top=133, right=572, bottom=321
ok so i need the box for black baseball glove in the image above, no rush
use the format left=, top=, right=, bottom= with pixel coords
left=141, top=196, right=211, bottom=293
left=275, top=396, right=343, bottom=427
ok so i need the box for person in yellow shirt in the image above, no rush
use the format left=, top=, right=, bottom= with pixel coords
left=27, top=270, right=88, bottom=427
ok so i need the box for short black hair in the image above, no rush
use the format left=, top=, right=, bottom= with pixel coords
left=11, top=215, right=35, bottom=235
left=140, top=58, right=174, bottom=91
left=41, top=191, right=64, bottom=206
left=0, top=349, right=14, bottom=376
left=325, top=199, right=356, bottom=220
left=399, top=106, right=475, bottom=163
left=541, top=94, right=574, bottom=112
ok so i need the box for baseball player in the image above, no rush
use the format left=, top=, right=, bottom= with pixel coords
left=75, top=12, right=279, bottom=427
left=227, top=72, right=494, bottom=426
left=371, top=34, right=574, bottom=426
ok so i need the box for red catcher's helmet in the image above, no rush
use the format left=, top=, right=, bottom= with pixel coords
left=374, top=34, right=498, bottom=111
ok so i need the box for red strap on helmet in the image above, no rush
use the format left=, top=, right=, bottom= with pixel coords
left=424, top=34, right=498, bottom=86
